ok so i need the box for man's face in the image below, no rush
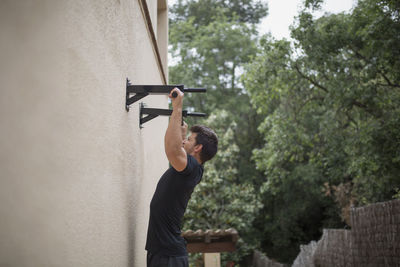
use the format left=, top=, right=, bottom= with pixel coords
left=183, top=132, right=198, bottom=155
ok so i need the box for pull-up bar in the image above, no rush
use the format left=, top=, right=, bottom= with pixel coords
left=126, top=79, right=206, bottom=111
left=140, top=103, right=206, bottom=128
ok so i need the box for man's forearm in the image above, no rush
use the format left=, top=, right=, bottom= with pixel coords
left=165, top=107, right=183, bottom=154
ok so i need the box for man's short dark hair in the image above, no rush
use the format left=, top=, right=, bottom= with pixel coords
left=190, top=125, right=218, bottom=164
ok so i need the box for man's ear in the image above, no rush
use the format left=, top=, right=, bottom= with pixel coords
left=194, top=144, right=203, bottom=153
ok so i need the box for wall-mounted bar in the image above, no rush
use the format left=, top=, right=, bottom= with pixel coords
left=126, top=78, right=206, bottom=111
left=140, top=103, right=206, bottom=128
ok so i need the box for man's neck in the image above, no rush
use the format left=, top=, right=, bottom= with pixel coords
left=191, top=153, right=203, bottom=165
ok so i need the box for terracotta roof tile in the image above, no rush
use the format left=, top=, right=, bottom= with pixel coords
left=181, top=228, right=239, bottom=253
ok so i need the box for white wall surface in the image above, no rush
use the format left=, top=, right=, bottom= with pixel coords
left=0, top=1, right=168, bottom=266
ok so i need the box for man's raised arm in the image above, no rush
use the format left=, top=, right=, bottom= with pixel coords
left=164, top=88, right=187, bottom=171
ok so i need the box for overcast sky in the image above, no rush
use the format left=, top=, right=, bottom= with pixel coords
left=259, top=0, right=356, bottom=39
left=168, top=0, right=356, bottom=39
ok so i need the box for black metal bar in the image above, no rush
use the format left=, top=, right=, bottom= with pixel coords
left=141, top=108, right=173, bottom=116
left=183, top=88, right=207, bottom=93
left=126, top=93, right=148, bottom=107
left=186, top=112, right=206, bottom=117
left=140, top=114, right=158, bottom=126
left=127, top=85, right=185, bottom=94
left=172, top=88, right=207, bottom=98
left=127, top=85, right=206, bottom=94
left=139, top=106, right=206, bottom=127
left=141, top=108, right=206, bottom=118
left=125, top=78, right=207, bottom=109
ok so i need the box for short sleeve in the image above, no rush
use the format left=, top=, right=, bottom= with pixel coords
left=177, top=154, right=196, bottom=176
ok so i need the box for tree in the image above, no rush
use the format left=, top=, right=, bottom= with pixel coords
left=183, top=111, right=262, bottom=265
left=170, top=0, right=268, bottom=26
left=169, top=1, right=269, bottom=264
left=242, top=0, right=400, bottom=263
left=169, top=8, right=266, bottom=186
left=170, top=11, right=258, bottom=113
left=289, top=0, right=400, bottom=203
left=243, top=35, right=344, bottom=262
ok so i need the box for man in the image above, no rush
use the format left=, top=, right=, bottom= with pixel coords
left=145, top=88, right=218, bottom=267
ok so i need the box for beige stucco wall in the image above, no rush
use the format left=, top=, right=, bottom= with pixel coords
left=157, top=0, right=169, bottom=69
left=0, top=1, right=168, bottom=266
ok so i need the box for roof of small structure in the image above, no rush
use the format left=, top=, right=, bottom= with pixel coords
left=182, top=228, right=239, bottom=253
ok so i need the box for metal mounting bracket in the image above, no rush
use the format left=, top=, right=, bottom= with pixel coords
left=126, top=78, right=206, bottom=111
left=139, top=103, right=206, bottom=128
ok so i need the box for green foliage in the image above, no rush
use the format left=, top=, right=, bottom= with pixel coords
left=242, top=0, right=400, bottom=263
left=169, top=6, right=267, bottom=191
left=183, top=111, right=263, bottom=264
left=170, top=0, right=268, bottom=26
left=171, top=0, right=400, bottom=265
left=169, top=1, right=268, bottom=265
left=170, top=10, right=259, bottom=114
left=393, top=188, right=400, bottom=200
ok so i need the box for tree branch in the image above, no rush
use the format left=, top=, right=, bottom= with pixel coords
left=376, top=82, right=400, bottom=89
left=294, top=63, right=329, bottom=93
left=350, top=47, right=400, bottom=89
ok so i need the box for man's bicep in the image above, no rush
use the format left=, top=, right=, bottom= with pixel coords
left=166, top=148, right=187, bottom=172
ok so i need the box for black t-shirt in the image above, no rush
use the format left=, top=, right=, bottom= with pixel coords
left=145, top=154, right=204, bottom=256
